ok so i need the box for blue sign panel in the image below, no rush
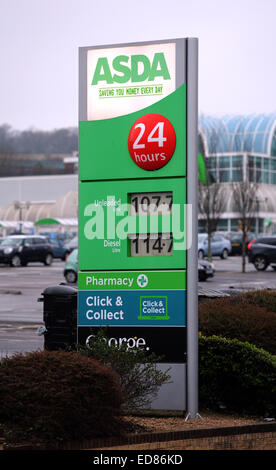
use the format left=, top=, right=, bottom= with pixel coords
left=78, top=289, right=186, bottom=327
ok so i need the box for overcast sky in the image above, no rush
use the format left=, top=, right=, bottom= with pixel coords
left=0, top=0, right=275, bottom=130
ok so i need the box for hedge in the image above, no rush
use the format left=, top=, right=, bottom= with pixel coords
left=199, top=290, right=276, bottom=354
left=199, top=335, right=276, bottom=416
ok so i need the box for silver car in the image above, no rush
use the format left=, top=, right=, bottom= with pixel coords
left=198, top=233, right=232, bottom=259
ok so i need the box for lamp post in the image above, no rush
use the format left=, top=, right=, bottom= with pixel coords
left=13, top=200, right=31, bottom=233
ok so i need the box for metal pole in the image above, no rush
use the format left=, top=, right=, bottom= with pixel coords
left=185, top=38, right=201, bottom=420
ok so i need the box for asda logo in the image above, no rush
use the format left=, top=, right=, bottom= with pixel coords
left=92, top=53, right=171, bottom=85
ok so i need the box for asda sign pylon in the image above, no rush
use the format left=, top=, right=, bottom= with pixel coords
left=78, top=39, right=199, bottom=416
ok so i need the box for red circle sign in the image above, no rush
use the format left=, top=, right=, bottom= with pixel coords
left=128, top=113, right=176, bottom=171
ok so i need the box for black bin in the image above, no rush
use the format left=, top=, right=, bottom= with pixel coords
left=38, top=284, right=77, bottom=351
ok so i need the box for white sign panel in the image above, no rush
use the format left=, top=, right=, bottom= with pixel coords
left=87, top=42, right=176, bottom=120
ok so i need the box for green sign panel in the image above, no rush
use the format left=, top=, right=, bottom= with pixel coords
left=78, top=270, right=186, bottom=290
left=79, top=177, right=187, bottom=271
left=79, top=85, right=186, bottom=181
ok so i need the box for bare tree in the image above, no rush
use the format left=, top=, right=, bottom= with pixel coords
left=231, top=118, right=260, bottom=273
left=232, top=178, right=259, bottom=273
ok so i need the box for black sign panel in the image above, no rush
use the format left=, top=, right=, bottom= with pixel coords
left=77, top=326, right=186, bottom=363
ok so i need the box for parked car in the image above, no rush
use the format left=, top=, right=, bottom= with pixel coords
left=64, top=248, right=78, bottom=283
left=63, top=236, right=78, bottom=259
left=230, top=232, right=256, bottom=255
left=198, top=259, right=215, bottom=281
left=198, top=233, right=232, bottom=259
left=49, top=238, right=68, bottom=260
left=0, top=235, right=54, bottom=267
left=248, top=236, right=276, bottom=271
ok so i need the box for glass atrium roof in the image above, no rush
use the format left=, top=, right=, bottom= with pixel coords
left=199, top=113, right=276, bottom=156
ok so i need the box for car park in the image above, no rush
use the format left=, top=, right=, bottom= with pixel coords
left=248, top=236, right=276, bottom=271
left=0, top=235, right=54, bottom=267
left=63, top=248, right=78, bottom=283
left=198, top=233, right=232, bottom=259
left=198, top=259, right=215, bottom=281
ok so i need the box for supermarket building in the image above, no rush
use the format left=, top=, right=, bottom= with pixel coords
left=198, top=112, right=276, bottom=234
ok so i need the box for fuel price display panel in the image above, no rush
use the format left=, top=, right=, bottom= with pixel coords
left=129, top=233, right=173, bottom=257
left=129, top=191, right=173, bottom=216
left=129, top=191, right=173, bottom=257
left=78, top=177, right=186, bottom=270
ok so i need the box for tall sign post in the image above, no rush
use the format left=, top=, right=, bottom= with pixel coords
left=78, top=38, right=198, bottom=417
left=186, top=38, right=199, bottom=419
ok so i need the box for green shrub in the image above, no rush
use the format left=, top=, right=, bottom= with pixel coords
left=199, top=290, right=276, bottom=354
left=199, top=335, right=276, bottom=416
left=79, top=329, right=171, bottom=410
left=0, top=350, right=123, bottom=445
